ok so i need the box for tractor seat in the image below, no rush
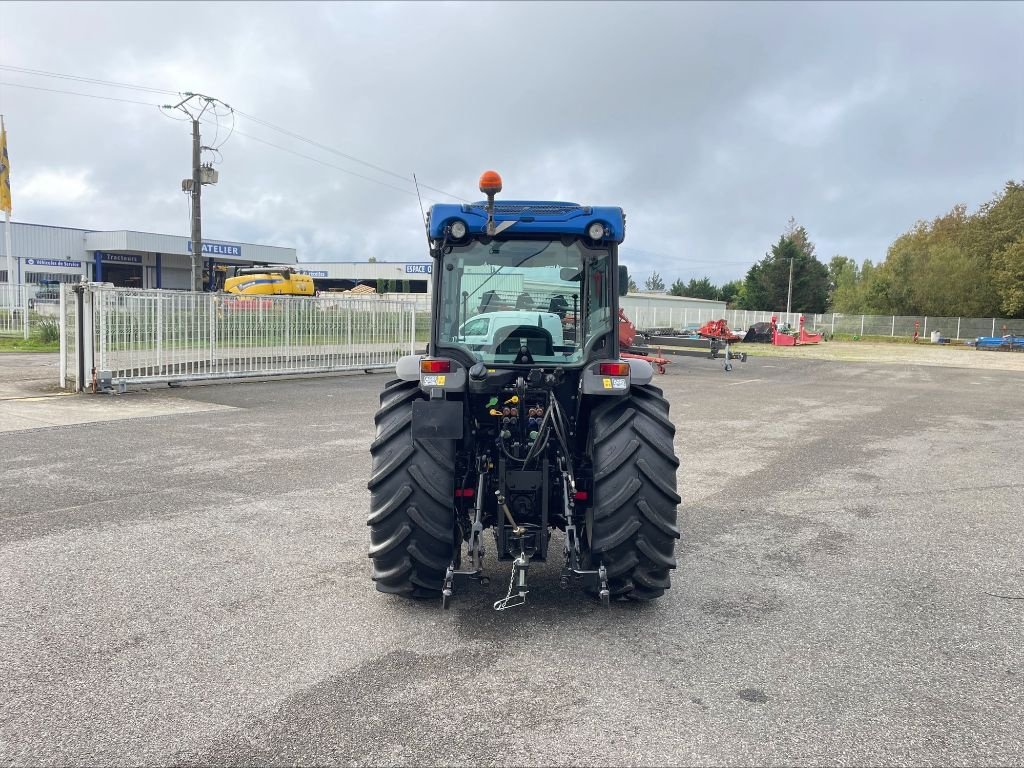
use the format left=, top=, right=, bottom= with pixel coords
left=493, top=325, right=554, bottom=357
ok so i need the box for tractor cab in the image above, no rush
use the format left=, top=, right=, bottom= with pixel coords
left=426, top=173, right=628, bottom=372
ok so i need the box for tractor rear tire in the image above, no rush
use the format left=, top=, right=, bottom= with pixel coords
left=367, top=379, right=456, bottom=598
left=588, top=384, right=681, bottom=601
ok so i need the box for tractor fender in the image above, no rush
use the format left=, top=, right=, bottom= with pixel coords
left=395, top=354, right=422, bottom=381
left=625, top=357, right=655, bottom=386
left=395, top=354, right=469, bottom=393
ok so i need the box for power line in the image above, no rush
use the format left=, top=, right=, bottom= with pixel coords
left=0, top=79, right=159, bottom=106
left=200, top=116, right=442, bottom=202
left=0, top=63, right=468, bottom=203
left=0, top=64, right=178, bottom=95
left=232, top=108, right=470, bottom=203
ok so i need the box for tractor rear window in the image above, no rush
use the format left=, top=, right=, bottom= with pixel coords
left=438, top=239, right=611, bottom=365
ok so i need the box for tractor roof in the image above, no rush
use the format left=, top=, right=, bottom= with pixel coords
left=428, top=201, right=625, bottom=243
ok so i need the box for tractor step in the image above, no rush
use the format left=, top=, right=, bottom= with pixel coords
left=560, top=564, right=611, bottom=607
left=441, top=563, right=489, bottom=609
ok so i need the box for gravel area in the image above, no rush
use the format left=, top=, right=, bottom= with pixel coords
left=1, top=354, right=1022, bottom=766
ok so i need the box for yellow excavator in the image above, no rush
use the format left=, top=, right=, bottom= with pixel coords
left=223, top=266, right=316, bottom=296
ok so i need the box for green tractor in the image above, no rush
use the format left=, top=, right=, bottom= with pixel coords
left=368, top=171, right=680, bottom=609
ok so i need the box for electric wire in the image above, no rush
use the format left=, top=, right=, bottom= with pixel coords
left=0, top=63, right=178, bottom=95
left=198, top=115, right=445, bottom=202
left=232, top=108, right=470, bottom=203
left=0, top=79, right=160, bottom=106
left=1, top=64, right=465, bottom=203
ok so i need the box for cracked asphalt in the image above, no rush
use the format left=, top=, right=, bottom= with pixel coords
left=0, top=355, right=1022, bottom=766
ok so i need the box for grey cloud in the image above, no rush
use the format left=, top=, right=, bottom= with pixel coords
left=2, top=1, right=1022, bottom=287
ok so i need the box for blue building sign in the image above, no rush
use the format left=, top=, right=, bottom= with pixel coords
left=24, top=258, right=82, bottom=268
left=405, top=264, right=432, bottom=274
left=97, top=252, right=143, bottom=264
left=305, top=270, right=328, bottom=278
left=187, top=241, right=242, bottom=257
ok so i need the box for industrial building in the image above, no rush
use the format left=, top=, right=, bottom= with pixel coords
left=0, top=221, right=435, bottom=295
left=0, top=221, right=296, bottom=290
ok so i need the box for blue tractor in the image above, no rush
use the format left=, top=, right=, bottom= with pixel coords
left=367, top=171, right=680, bottom=609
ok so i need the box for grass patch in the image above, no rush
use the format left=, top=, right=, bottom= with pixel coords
left=829, top=333, right=916, bottom=344
left=0, top=336, right=59, bottom=352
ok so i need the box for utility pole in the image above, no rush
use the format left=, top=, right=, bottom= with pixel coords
left=190, top=117, right=202, bottom=292
left=163, top=93, right=230, bottom=292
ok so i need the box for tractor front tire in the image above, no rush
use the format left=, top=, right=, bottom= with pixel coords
left=588, top=384, right=681, bottom=600
left=367, top=379, right=456, bottom=598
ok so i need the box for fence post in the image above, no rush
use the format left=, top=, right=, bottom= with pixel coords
left=923, top=316, right=928, bottom=337
left=860, top=315, right=864, bottom=336
left=410, top=303, right=416, bottom=355
left=22, top=285, right=29, bottom=340
left=956, top=317, right=961, bottom=340
left=206, top=293, right=214, bottom=371
left=992, top=318, right=996, bottom=336
left=891, top=315, right=895, bottom=337
left=59, top=285, right=67, bottom=386
left=284, top=298, right=292, bottom=361
left=82, top=286, right=95, bottom=392
left=831, top=313, right=835, bottom=334
left=156, top=294, right=163, bottom=374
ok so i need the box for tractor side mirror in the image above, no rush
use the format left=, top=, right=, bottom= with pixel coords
left=618, top=265, right=629, bottom=296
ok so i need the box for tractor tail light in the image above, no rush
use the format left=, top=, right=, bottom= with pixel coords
left=455, top=488, right=475, bottom=498
left=420, top=359, right=451, bottom=374
left=599, top=362, right=630, bottom=376
left=574, top=490, right=589, bottom=501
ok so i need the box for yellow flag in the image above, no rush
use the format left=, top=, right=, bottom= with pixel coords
left=0, top=117, right=11, bottom=216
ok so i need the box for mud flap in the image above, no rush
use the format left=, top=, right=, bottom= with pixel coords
left=411, top=399, right=464, bottom=439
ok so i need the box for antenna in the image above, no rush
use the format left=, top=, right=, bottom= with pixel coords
left=413, top=173, right=431, bottom=254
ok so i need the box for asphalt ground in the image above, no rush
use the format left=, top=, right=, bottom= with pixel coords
left=0, top=355, right=1022, bottom=766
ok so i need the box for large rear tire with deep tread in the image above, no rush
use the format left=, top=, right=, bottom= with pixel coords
left=587, top=384, right=681, bottom=601
left=367, top=379, right=456, bottom=598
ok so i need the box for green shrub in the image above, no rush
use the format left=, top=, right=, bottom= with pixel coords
left=34, top=318, right=60, bottom=344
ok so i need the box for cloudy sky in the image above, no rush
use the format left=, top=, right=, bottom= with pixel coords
left=2, top=1, right=1022, bottom=285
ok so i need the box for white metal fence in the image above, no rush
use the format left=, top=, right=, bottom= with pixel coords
left=61, top=284, right=417, bottom=391
left=623, top=306, right=1024, bottom=341
left=0, top=283, right=60, bottom=339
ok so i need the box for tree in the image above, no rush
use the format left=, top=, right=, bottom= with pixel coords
left=740, top=228, right=829, bottom=312
left=993, top=235, right=1024, bottom=316
left=838, top=183, right=1024, bottom=318
left=668, top=278, right=686, bottom=296
left=644, top=271, right=665, bottom=292
left=717, top=279, right=743, bottom=307
left=785, top=217, right=817, bottom=261
left=628, top=275, right=638, bottom=293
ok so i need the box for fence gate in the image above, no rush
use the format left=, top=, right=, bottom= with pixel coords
left=60, top=284, right=417, bottom=392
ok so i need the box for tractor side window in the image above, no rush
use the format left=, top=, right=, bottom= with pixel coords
left=584, top=254, right=612, bottom=345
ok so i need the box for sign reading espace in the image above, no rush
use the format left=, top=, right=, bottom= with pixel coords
left=405, top=264, right=432, bottom=274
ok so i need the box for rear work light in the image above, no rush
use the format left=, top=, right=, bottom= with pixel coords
left=420, top=359, right=452, bottom=374
left=599, top=362, right=630, bottom=376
